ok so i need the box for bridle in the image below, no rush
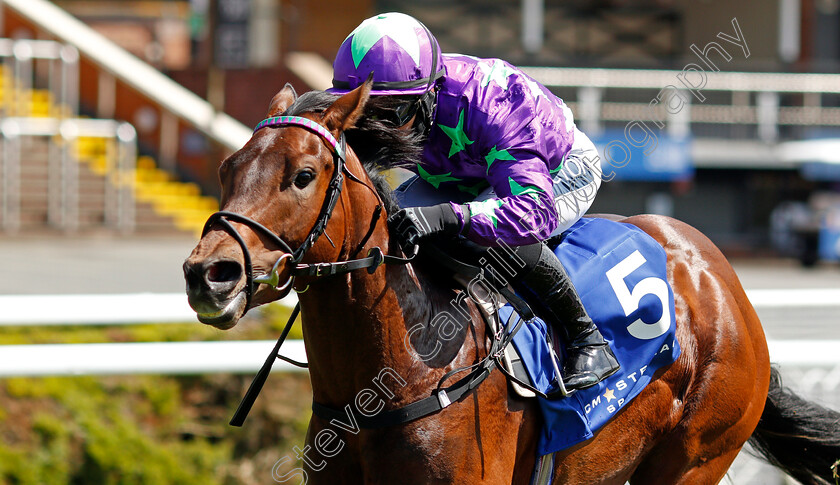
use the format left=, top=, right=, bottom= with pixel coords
left=202, top=113, right=420, bottom=426
left=204, top=113, right=540, bottom=429
left=201, top=114, right=414, bottom=311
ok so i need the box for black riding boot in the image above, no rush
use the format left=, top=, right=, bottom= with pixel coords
left=516, top=244, right=620, bottom=392
left=430, top=238, right=619, bottom=392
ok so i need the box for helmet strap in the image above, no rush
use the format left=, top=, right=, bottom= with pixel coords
left=412, top=21, right=441, bottom=138
left=412, top=86, right=439, bottom=138
left=419, top=22, right=441, bottom=94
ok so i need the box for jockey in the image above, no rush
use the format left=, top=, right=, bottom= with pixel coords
left=328, top=12, right=619, bottom=392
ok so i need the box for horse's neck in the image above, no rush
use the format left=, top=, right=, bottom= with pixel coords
left=298, top=234, right=476, bottom=408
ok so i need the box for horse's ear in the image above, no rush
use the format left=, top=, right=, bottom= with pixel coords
left=267, top=83, right=298, bottom=116
left=322, top=75, right=372, bottom=133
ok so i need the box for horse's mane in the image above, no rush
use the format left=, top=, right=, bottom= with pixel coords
left=284, top=90, right=424, bottom=214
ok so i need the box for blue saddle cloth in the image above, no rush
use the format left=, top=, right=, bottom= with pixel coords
left=500, top=217, right=681, bottom=455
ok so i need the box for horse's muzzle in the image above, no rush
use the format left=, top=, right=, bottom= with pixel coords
left=183, top=257, right=248, bottom=328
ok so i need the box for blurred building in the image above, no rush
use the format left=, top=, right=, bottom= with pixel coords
left=381, top=0, right=840, bottom=258
left=1, top=0, right=839, bottom=260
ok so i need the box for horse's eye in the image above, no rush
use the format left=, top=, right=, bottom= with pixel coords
left=294, top=171, right=315, bottom=189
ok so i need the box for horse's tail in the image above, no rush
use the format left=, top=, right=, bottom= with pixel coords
left=747, top=366, right=840, bottom=485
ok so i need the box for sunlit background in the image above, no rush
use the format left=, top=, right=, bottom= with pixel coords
left=0, top=0, right=838, bottom=483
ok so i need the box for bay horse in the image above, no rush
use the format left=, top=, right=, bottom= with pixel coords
left=184, top=79, right=840, bottom=484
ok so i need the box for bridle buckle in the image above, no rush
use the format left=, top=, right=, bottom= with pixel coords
left=314, top=263, right=331, bottom=277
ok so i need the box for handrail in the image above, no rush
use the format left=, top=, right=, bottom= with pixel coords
left=0, top=37, right=79, bottom=116
left=1, top=0, right=251, bottom=152
left=1, top=117, right=137, bottom=232
left=0, top=37, right=63, bottom=58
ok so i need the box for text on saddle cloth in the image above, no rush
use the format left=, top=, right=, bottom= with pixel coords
left=501, top=217, right=681, bottom=455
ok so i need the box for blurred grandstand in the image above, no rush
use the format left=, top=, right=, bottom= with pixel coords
left=0, top=0, right=244, bottom=236
left=1, top=0, right=839, bottom=260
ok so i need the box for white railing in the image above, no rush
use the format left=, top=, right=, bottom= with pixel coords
left=523, top=67, right=840, bottom=94
left=0, top=38, right=137, bottom=233
left=0, top=293, right=301, bottom=376
left=1, top=289, right=836, bottom=327
left=0, top=340, right=308, bottom=376
left=0, top=336, right=834, bottom=379
left=0, top=293, right=196, bottom=326
left=0, top=289, right=836, bottom=485
left=521, top=66, right=840, bottom=167
left=0, top=289, right=836, bottom=374
left=0, top=292, right=298, bottom=326
left=522, top=67, right=840, bottom=133
left=0, top=117, right=137, bottom=232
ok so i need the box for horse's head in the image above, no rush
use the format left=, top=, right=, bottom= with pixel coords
left=184, top=80, right=374, bottom=329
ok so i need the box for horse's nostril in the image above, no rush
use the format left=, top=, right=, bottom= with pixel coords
left=206, top=261, right=242, bottom=284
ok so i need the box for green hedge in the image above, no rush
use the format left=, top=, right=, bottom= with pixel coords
left=0, top=303, right=310, bottom=484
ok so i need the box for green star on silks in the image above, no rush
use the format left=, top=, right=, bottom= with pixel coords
left=509, top=177, right=545, bottom=201
left=468, top=199, right=504, bottom=227
left=457, top=181, right=489, bottom=197
left=477, top=60, right=517, bottom=90
left=438, top=110, right=474, bottom=157
left=348, top=13, right=421, bottom=68
left=417, top=164, right=461, bottom=189
left=484, top=145, right=516, bottom=174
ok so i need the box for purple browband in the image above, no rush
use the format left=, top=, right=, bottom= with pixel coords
left=253, top=115, right=345, bottom=160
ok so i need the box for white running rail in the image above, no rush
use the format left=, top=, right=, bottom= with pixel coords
left=1, top=289, right=836, bottom=326
left=0, top=293, right=298, bottom=326
left=0, top=340, right=308, bottom=376
left=0, top=289, right=837, bottom=376
left=0, top=338, right=832, bottom=377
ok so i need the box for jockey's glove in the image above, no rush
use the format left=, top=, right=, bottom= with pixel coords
left=389, top=203, right=465, bottom=248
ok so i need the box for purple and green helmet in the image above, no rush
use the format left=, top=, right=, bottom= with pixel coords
left=329, top=12, right=444, bottom=96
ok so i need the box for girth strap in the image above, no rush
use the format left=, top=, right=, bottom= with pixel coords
left=311, top=359, right=497, bottom=429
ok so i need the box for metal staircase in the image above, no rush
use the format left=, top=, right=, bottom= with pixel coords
left=0, top=46, right=219, bottom=236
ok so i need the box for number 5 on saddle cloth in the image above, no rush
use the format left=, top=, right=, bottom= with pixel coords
left=463, top=217, right=681, bottom=455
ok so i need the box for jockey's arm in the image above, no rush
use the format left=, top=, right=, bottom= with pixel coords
left=454, top=155, right=559, bottom=247
left=388, top=156, right=559, bottom=250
